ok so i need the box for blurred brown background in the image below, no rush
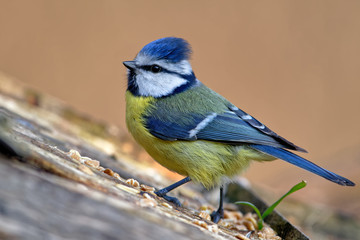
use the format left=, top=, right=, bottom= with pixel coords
left=0, top=0, right=359, bottom=219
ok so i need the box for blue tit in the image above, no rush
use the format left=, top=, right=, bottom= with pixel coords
left=123, top=37, right=355, bottom=223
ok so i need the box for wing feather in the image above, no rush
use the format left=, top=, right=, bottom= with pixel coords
left=146, top=110, right=293, bottom=149
left=143, top=83, right=306, bottom=152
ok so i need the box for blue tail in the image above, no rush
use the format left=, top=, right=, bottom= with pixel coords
left=251, top=145, right=355, bottom=186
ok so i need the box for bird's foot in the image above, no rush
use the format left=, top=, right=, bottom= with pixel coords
left=210, top=209, right=224, bottom=223
left=155, top=190, right=181, bottom=207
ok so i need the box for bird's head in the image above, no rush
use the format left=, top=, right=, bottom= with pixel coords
left=123, top=37, right=197, bottom=98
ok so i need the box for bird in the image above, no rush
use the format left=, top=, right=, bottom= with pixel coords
left=123, top=37, right=355, bottom=223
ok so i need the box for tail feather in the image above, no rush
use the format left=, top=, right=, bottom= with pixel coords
left=251, top=145, right=355, bottom=186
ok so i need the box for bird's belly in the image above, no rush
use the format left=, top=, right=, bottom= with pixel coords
left=139, top=137, right=275, bottom=189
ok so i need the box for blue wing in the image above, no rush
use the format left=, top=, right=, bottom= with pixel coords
left=145, top=108, right=300, bottom=150
left=229, top=107, right=306, bottom=152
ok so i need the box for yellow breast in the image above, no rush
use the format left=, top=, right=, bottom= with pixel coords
left=125, top=91, right=188, bottom=174
left=125, top=91, right=155, bottom=142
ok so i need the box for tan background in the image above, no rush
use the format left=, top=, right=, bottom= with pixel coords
left=0, top=0, right=359, bottom=218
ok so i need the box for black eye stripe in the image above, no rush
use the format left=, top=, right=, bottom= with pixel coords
left=141, top=65, right=163, bottom=73
left=140, top=65, right=178, bottom=75
left=139, top=64, right=195, bottom=81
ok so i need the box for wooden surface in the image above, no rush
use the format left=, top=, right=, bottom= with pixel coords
left=0, top=73, right=312, bottom=239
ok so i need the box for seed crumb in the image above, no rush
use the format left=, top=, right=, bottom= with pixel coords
left=126, top=178, right=140, bottom=188
left=139, top=198, right=157, bottom=207
left=206, top=224, right=219, bottom=234
left=140, top=184, right=155, bottom=193
left=193, top=219, right=208, bottom=229
left=235, top=233, right=251, bottom=240
left=68, top=149, right=81, bottom=161
left=84, top=159, right=100, bottom=168
left=161, top=202, right=173, bottom=209
left=103, top=168, right=115, bottom=177
left=198, top=210, right=211, bottom=221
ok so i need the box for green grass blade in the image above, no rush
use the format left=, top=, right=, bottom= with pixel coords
left=235, top=201, right=263, bottom=230
left=262, top=180, right=307, bottom=219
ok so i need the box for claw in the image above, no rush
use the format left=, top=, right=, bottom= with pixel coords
left=155, top=191, right=182, bottom=207
left=162, top=195, right=182, bottom=207
left=211, top=187, right=225, bottom=223
left=153, top=177, right=191, bottom=207
left=210, top=209, right=224, bottom=223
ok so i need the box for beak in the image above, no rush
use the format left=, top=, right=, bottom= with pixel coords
left=123, top=61, right=136, bottom=70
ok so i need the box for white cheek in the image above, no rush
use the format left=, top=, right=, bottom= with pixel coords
left=136, top=71, right=188, bottom=97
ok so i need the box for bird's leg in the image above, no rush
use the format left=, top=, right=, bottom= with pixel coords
left=155, top=176, right=191, bottom=207
left=211, top=187, right=224, bottom=223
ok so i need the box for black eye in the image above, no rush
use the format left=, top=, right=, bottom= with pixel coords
left=150, top=65, right=162, bottom=73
